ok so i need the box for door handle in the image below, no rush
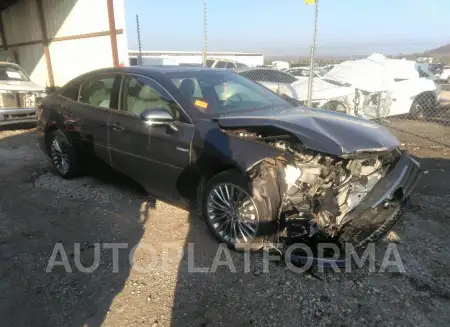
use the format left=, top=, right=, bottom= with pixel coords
left=111, top=123, right=124, bottom=132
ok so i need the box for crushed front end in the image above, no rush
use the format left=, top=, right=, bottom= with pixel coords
left=0, top=90, right=45, bottom=125
left=278, top=146, right=422, bottom=251
left=230, top=129, right=423, bottom=254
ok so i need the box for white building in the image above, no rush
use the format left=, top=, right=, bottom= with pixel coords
left=128, top=50, right=264, bottom=67
left=0, top=0, right=128, bottom=87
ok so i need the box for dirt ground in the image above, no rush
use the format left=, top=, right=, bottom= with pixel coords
left=1, top=123, right=449, bottom=327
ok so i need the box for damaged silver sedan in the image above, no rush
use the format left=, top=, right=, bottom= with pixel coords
left=36, top=67, right=422, bottom=257
left=0, top=61, right=46, bottom=126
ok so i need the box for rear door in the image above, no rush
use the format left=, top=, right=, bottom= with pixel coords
left=70, top=73, right=121, bottom=163
left=108, top=74, right=194, bottom=200
left=56, top=73, right=121, bottom=164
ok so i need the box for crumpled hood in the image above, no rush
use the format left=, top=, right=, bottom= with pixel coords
left=217, top=106, right=400, bottom=156
left=323, top=54, right=395, bottom=92
left=0, top=80, right=45, bottom=92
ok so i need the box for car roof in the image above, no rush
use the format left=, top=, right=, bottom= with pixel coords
left=231, top=67, right=279, bottom=73
left=82, top=65, right=226, bottom=76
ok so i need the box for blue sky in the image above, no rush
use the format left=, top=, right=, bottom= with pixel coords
left=124, top=0, right=450, bottom=56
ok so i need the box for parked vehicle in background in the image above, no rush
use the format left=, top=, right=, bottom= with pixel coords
left=438, top=65, right=450, bottom=83
left=271, top=61, right=290, bottom=70
left=36, top=66, right=421, bottom=254
left=278, top=54, right=441, bottom=119
left=0, top=62, right=46, bottom=126
left=232, top=67, right=298, bottom=94
left=285, top=67, right=322, bottom=81
left=388, top=60, right=440, bottom=119
left=207, top=58, right=248, bottom=69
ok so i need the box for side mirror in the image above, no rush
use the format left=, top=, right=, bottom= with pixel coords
left=140, top=107, right=178, bottom=131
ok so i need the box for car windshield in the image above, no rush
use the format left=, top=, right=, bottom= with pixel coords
left=167, top=70, right=292, bottom=115
left=0, top=64, right=29, bottom=81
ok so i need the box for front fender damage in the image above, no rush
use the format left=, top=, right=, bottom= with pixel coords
left=229, top=128, right=421, bottom=269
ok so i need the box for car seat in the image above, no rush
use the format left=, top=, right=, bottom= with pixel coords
left=179, top=79, right=195, bottom=103
left=86, top=81, right=109, bottom=106
left=131, top=85, right=179, bottom=119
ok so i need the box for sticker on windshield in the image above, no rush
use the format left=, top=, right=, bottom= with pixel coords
left=6, top=71, right=21, bottom=79
left=195, top=100, right=208, bottom=109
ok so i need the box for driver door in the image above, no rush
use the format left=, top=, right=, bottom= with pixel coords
left=108, top=74, right=194, bottom=200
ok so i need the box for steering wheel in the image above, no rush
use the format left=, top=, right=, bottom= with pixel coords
left=224, top=93, right=248, bottom=107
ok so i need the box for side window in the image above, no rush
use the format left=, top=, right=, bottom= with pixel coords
left=79, top=75, right=118, bottom=109
left=60, top=82, right=81, bottom=101
left=225, top=62, right=236, bottom=68
left=123, top=75, right=183, bottom=122
left=215, top=61, right=228, bottom=68
left=206, top=59, right=214, bottom=68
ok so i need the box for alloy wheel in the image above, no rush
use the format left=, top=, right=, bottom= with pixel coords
left=206, top=183, right=259, bottom=244
left=412, top=103, right=426, bottom=119
left=50, top=138, right=71, bottom=175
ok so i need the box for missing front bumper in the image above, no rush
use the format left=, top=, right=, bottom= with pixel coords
left=280, top=151, right=422, bottom=269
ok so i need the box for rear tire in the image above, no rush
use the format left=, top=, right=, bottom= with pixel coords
left=202, top=169, right=277, bottom=251
left=48, top=130, right=82, bottom=178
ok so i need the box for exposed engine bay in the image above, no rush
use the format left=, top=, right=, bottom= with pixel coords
left=226, top=128, right=400, bottom=243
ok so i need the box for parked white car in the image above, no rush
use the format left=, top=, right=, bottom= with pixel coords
left=271, top=61, right=290, bottom=70
left=233, top=67, right=298, bottom=94
left=279, top=54, right=441, bottom=119
left=0, top=61, right=46, bottom=125
left=207, top=58, right=248, bottom=69
left=439, top=65, right=450, bottom=83
left=285, top=67, right=323, bottom=82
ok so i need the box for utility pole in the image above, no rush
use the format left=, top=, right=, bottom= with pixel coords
left=307, top=0, right=319, bottom=107
left=136, top=14, right=142, bottom=65
left=202, top=0, right=207, bottom=67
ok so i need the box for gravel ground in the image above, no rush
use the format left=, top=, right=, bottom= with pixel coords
left=0, top=124, right=449, bottom=327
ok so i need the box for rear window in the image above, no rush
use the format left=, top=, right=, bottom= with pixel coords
left=61, top=83, right=81, bottom=101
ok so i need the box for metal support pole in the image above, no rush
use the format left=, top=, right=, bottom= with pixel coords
left=307, top=0, right=319, bottom=107
left=36, top=0, right=55, bottom=87
left=202, top=0, right=207, bottom=67
left=107, top=0, right=119, bottom=67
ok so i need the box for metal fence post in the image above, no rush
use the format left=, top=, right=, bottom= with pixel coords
left=307, top=0, right=319, bottom=107
left=136, top=14, right=142, bottom=66
left=202, top=0, right=207, bottom=67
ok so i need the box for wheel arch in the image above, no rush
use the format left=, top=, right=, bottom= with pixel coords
left=415, top=90, right=437, bottom=106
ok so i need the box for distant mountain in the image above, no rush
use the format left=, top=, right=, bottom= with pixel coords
left=423, top=44, right=450, bottom=57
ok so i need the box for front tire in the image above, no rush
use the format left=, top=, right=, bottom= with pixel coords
left=321, top=100, right=348, bottom=114
left=410, top=93, right=436, bottom=119
left=48, top=130, right=81, bottom=178
left=202, top=170, right=276, bottom=251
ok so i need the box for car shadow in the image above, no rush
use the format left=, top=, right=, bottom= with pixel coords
left=0, top=128, right=154, bottom=327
